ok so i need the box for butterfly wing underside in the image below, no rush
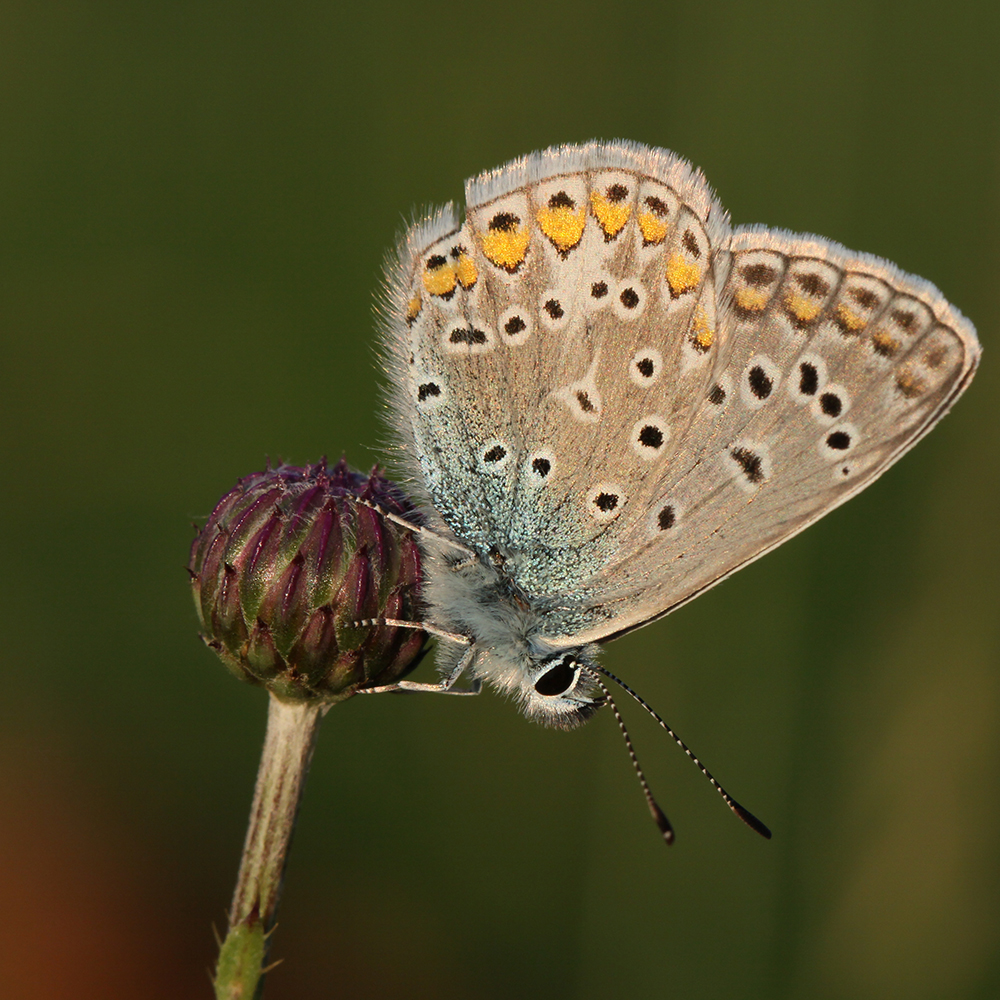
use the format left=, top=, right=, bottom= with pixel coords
left=379, top=142, right=980, bottom=647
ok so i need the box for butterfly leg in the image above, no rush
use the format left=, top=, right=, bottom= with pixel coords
left=353, top=621, right=480, bottom=696
left=349, top=498, right=475, bottom=559
left=396, top=646, right=481, bottom=695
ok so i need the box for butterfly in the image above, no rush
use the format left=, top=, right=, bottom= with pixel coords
left=360, top=141, right=980, bottom=841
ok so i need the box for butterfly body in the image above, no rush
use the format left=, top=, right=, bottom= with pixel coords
left=419, top=543, right=604, bottom=726
left=378, top=141, right=979, bottom=730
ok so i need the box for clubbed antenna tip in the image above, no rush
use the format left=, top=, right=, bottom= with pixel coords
left=592, top=664, right=772, bottom=844
left=731, top=801, right=772, bottom=839
left=649, top=800, right=675, bottom=845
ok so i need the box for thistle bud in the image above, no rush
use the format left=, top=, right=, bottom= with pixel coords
left=189, top=458, right=426, bottom=703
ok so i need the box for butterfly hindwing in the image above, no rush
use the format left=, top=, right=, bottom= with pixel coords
left=384, top=142, right=732, bottom=596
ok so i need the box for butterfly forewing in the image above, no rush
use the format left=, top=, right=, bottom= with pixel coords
left=546, top=228, right=979, bottom=645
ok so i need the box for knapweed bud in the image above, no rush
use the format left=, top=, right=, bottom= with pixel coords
left=189, top=458, right=427, bottom=703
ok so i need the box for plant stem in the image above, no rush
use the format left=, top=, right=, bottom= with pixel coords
left=214, top=693, right=324, bottom=1000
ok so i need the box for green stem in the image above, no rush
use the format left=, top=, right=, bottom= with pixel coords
left=214, top=693, right=324, bottom=1000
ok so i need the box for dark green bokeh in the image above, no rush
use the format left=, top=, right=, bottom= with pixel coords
left=2, top=3, right=997, bottom=997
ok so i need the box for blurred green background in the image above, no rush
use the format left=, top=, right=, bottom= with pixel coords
left=2, top=2, right=997, bottom=997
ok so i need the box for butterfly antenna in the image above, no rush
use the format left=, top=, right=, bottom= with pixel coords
left=593, top=665, right=771, bottom=840
left=586, top=670, right=675, bottom=845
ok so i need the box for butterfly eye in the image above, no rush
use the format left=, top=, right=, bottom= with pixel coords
left=534, top=658, right=579, bottom=697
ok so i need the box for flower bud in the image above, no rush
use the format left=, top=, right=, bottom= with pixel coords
left=189, top=458, right=427, bottom=703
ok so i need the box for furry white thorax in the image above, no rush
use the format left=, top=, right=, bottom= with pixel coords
left=419, top=541, right=604, bottom=728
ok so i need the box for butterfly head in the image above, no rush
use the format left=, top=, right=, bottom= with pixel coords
left=522, top=650, right=604, bottom=729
